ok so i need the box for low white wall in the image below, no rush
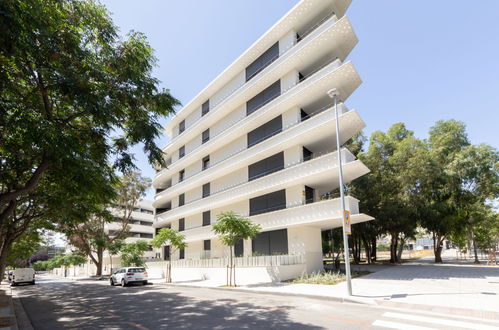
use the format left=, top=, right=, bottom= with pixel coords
left=167, top=264, right=306, bottom=285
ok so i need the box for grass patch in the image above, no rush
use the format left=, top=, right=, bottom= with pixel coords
left=291, top=270, right=370, bottom=285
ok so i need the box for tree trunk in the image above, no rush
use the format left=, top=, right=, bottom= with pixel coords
left=371, top=237, right=377, bottom=262
left=363, top=238, right=371, bottom=264
left=434, top=234, right=444, bottom=263
left=390, top=233, right=399, bottom=263
left=397, top=235, right=405, bottom=262
left=92, top=247, right=104, bottom=276
left=471, top=230, right=480, bottom=264
left=109, top=254, right=113, bottom=275
left=0, top=242, right=12, bottom=283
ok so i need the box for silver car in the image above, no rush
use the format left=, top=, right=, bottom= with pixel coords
left=110, top=267, right=148, bottom=287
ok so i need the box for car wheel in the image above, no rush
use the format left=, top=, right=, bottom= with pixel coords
left=143, top=281, right=148, bottom=285
left=110, top=279, right=114, bottom=286
left=121, top=279, right=127, bottom=287
left=31, top=281, right=35, bottom=285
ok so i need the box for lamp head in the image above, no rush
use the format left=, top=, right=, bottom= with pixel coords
left=327, top=88, right=340, bottom=99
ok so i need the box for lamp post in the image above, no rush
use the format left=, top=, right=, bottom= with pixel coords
left=327, top=88, right=352, bottom=296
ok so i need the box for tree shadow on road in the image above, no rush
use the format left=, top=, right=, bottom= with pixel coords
left=16, top=280, right=324, bottom=329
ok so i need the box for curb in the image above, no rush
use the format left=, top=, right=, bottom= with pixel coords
left=156, top=282, right=374, bottom=306
left=11, top=290, right=33, bottom=330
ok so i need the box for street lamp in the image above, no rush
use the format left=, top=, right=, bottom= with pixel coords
left=327, top=88, right=352, bottom=296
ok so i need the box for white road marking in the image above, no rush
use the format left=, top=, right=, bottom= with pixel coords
left=383, top=312, right=499, bottom=330
left=372, top=319, right=436, bottom=330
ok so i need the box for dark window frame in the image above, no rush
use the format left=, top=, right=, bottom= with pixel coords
left=203, top=240, right=211, bottom=251
left=202, top=183, right=210, bottom=198
left=202, top=129, right=210, bottom=144
left=179, top=146, right=185, bottom=159
left=202, top=155, right=210, bottom=170
left=179, top=169, right=185, bottom=182
left=178, top=218, right=185, bottom=231
left=202, top=211, right=211, bottom=226
left=178, top=193, right=185, bottom=207
left=202, top=100, right=210, bottom=116
left=179, top=120, right=185, bottom=134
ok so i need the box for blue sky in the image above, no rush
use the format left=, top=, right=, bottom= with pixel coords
left=101, top=0, right=499, bottom=200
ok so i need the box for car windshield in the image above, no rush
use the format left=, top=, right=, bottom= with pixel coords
left=128, top=268, right=145, bottom=273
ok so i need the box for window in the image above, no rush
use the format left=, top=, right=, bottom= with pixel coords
left=246, top=42, right=279, bottom=82
left=178, top=193, right=185, bottom=206
left=202, top=183, right=210, bottom=198
left=303, top=146, right=313, bottom=161
left=246, top=80, right=280, bottom=115
left=248, top=152, right=284, bottom=181
left=305, top=186, right=314, bottom=204
left=202, top=129, right=210, bottom=144
left=202, top=155, right=210, bottom=170
left=163, top=246, right=170, bottom=261
left=252, top=229, right=288, bottom=255
left=178, top=218, right=185, bottom=231
left=202, top=211, right=211, bottom=226
left=247, top=115, right=282, bottom=148
left=249, top=189, right=286, bottom=216
left=179, top=169, right=185, bottom=182
left=203, top=240, right=211, bottom=251
left=179, top=146, right=185, bottom=159
left=179, top=120, right=185, bottom=134
left=300, top=109, right=309, bottom=121
left=202, top=100, right=210, bottom=116
left=179, top=248, right=185, bottom=259
left=235, top=239, right=244, bottom=257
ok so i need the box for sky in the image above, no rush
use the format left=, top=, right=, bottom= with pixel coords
left=101, top=0, right=499, bottom=201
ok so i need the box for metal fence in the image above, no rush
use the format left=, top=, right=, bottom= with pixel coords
left=146, top=254, right=305, bottom=269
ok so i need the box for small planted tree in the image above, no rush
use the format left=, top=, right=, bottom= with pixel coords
left=151, top=228, right=187, bottom=283
left=212, top=211, right=261, bottom=286
left=119, top=240, right=150, bottom=267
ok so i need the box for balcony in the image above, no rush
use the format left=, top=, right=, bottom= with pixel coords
left=154, top=106, right=365, bottom=205
left=154, top=149, right=369, bottom=225
left=154, top=58, right=362, bottom=189
left=154, top=196, right=373, bottom=243
left=162, top=14, right=358, bottom=155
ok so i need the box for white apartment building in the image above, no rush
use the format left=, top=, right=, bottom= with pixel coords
left=152, top=0, right=373, bottom=282
left=106, top=200, right=156, bottom=263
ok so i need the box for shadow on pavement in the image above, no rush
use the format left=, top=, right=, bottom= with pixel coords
left=16, top=278, right=323, bottom=330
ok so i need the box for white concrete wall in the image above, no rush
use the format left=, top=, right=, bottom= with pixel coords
left=282, top=106, right=301, bottom=129
left=210, top=135, right=247, bottom=165
left=286, top=184, right=304, bottom=207
left=184, top=107, right=202, bottom=132
left=281, top=70, right=299, bottom=93
left=185, top=134, right=202, bottom=155
left=184, top=159, right=202, bottom=179
left=211, top=104, right=246, bottom=137
left=284, top=145, right=302, bottom=166
left=211, top=167, right=248, bottom=194
left=279, top=30, right=297, bottom=55
left=288, top=226, right=323, bottom=274
left=185, top=213, right=202, bottom=231
left=211, top=71, right=246, bottom=108
left=185, top=186, right=202, bottom=204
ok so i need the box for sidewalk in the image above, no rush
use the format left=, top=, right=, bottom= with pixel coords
left=153, top=249, right=499, bottom=320
left=0, top=284, right=17, bottom=330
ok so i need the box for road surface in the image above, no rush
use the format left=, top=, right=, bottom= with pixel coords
left=13, top=275, right=499, bottom=329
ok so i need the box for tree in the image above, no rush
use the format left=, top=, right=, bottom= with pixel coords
left=151, top=228, right=187, bottom=283
left=64, top=172, right=150, bottom=275
left=107, top=239, right=125, bottom=274
left=0, top=0, right=179, bottom=277
left=352, top=124, right=421, bottom=263
left=212, top=211, right=261, bottom=286
left=119, top=240, right=150, bottom=267
left=418, top=120, right=471, bottom=262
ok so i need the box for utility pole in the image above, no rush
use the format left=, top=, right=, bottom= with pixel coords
left=327, top=88, right=352, bottom=296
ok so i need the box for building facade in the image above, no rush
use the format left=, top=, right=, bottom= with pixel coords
left=152, top=0, right=372, bottom=280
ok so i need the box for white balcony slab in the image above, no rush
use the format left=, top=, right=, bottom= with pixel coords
left=163, top=15, right=358, bottom=153
left=154, top=196, right=373, bottom=243
left=154, top=151, right=369, bottom=225
left=165, top=0, right=352, bottom=136
left=154, top=108, right=365, bottom=196
left=154, top=60, right=362, bottom=188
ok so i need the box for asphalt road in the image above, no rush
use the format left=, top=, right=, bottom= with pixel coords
left=12, top=275, right=499, bottom=330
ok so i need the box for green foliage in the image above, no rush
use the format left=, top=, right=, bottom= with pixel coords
left=151, top=228, right=187, bottom=253
left=119, top=240, right=150, bottom=267
left=212, top=211, right=261, bottom=247
left=0, top=0, right=178, bottom=276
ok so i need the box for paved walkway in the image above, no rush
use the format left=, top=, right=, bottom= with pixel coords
left=153, top=249, right=499, bottom=320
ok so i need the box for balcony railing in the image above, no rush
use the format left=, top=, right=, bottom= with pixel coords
left=147, top=254, right=305, bottom=268
left=164, top=11, right=340, bottom=147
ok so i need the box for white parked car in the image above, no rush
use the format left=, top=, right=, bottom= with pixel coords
left=110, top=267, right=148, bottom=287
left=9, top=268, right=35, bottom=286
